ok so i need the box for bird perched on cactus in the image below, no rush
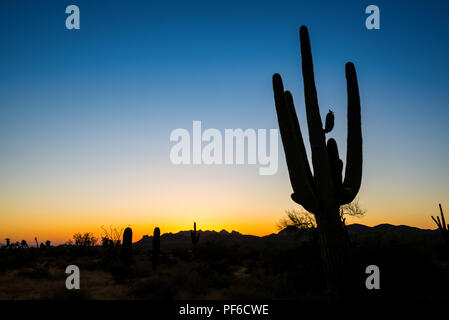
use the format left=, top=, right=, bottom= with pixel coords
left=431, top=204, right=449, bottom=248
left=152, top=227, right=160, bottom=269
left=272, top=25, right=362, bottom=296
left=121, top=227, right=133, bottom=263
left=191, top=222, right=200, bottom=254
left=324, top=109, right=334, bottom=134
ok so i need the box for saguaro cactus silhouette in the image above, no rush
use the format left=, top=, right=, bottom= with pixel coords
left=121, top=227, right=133, bottom=263
left=152, top=227, right=160, bottom=269
left=191, top=222, right=200, bottom=251
left=431, top=204, right=449, bottom=247
left=272, top=26, right=362, bottom=295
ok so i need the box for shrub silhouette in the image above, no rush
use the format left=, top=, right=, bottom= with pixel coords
left=20, top=240, right=28, bottom=248
left=277, top=209, right=316, bottom=231
left=101, top=225, right=124, bottom=248
left=272, top=25, right=362, bottom=296
left=73, top=232, right=97, bottom=247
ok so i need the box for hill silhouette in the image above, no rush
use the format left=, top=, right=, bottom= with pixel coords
left=133, top=223, right=439, bottom=248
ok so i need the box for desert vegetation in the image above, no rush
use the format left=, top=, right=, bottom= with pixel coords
left=0, top=221, right=448, bottom=300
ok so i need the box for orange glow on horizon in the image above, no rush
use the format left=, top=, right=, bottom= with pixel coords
left=1, top=161, right=446, bottom=245
left=0, top=207, right=442, bottom=246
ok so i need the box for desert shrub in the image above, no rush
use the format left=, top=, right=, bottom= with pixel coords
left=171, top=248, right=191, bottom=261
left=130, top=256, right=153, bottom=278
left=130, top=276, right=176, bottom=299
left=354, top=238, right=449, bottom=299
left=106, top=259, right=131, bottom=283
left=17, top=265, right=53, bottom=280
left=0, top=249, right=37, bottom=272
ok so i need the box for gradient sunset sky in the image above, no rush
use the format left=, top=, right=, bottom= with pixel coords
left=1, top=0, right=449, bottom=244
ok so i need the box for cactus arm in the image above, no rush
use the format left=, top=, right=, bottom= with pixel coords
left=431, top=216, right=442, bottom=229
left=284, top=90, right=314, bottom=185
left=439, top=204, right=447, bottom=231
left=341, top=62, right=363, bottom=204
left=299, top=26, right=336, bottom=205
left=327, top=138, right=343, bottom=189
left=273, top=74, right=317, bottom=213
left=299, top=26, right=324, bottom=145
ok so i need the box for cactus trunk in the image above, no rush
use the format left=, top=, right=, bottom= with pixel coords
left=272, top=26, right=362, bottom=296
left=121, top=227, right=133, bottom=263
left=315, top=207, right=353, bottom=294
left=191, top=222, right=200, bottom=255
left=152, top=227, right=160, bottom=269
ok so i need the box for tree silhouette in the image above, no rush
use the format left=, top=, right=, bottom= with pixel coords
left=73, top=232, right=98, bottom=246
left=277, top=209, right=316, bottom=231
left=101, top=225, right=124, bottom=248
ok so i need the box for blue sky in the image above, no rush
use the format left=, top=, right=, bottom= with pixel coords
left=1, top=0, right=449, bottom=241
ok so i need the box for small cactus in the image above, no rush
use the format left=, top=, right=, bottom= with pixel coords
left=121, top=227, right=133, bottom=263
left=431, top=204, right=449, bottom=248
left=152, top=227, right=160, bottom=269
left=191, top=222, right=200, bottom=248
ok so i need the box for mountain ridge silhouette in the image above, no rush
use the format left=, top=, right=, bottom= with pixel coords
left=133, top=223, right=438, bottom=248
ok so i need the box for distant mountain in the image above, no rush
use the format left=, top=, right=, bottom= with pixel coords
left=346, top=223, right=371, bottom=233
left=372, top=224, right=434, bottom=233
left=134, top=229, right=260, bottom=248
left=347, top=223, right=435, bottom=235
left=133, top=223, right=438, bottom=248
